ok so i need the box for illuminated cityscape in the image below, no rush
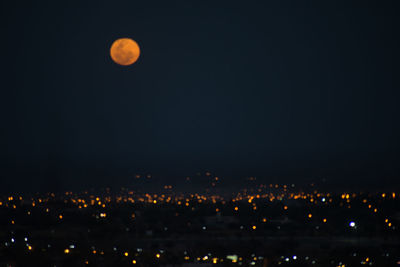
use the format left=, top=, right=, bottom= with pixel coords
left=1, top=177, right=398, bottom=266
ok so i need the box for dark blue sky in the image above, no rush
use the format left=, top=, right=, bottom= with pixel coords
left=1, top=0, right=399, bottom=191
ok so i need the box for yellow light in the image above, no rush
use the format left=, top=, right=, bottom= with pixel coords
left=252, top=225, right=256, bottom=230
left=284, top=206, right=288, bottom=210
left=308, top=214, right=312, bottom=218
left=382, top=193, right=386, bottom=198
left=213, top=258, right=218, bottom=264
left=156, top=253, right=160, bottom=258
left=374, top=208, right=377, bottom=213
left=124, top=252, right=129, bottom=257
left=64, top=249, right=70, bottom=254
left=153, top=200, right=157, bottom=204
left=323, top=218, right=327, bottom=223
left=234, top=206, right=238, bottom=211
left=93, top=250, right=97, bottom=254
left=28, top=246, right=32, bottom=250
left=132, top=260, right=137, bottom=264
left=59, top=215, right=63, bottom=219
left=366, top=257, right=369, bottom=262
left=385, top=219, right=389, bottom=223
left=388, top=223, right=392, bottom=227
left=262, top=218, right=267, bottom=222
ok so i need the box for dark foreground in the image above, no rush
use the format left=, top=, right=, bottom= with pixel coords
left=0, top=185, right=399, bottom=266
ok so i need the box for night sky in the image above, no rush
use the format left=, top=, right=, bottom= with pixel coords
left=1, top=0, right=399, bottom=192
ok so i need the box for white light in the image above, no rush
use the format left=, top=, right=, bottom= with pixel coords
left=69, top=245, right=75, bottom=249
left=24, top=237, right=28, bottom=242
left=227, top=255, right=238, bottom=261
left=11, top=238, right=15, bottom=243
left=322, top=198, right=326, bottom=202
left=293, top=256, right=297, bottom=260
left=350, top=221, right=356, bottom=227
left=202, top=226, right=206, bottom=230
left=285, top=258, right=289, bottom=262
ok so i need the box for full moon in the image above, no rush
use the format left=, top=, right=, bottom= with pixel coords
left=110, top=38, right=140, bottom=66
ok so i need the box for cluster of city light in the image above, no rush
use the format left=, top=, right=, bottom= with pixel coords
left=2, top=188, right=397, bottom=231
left=1, top=187, right=398, bottom=265
left=1, top=232, right=396, bottom=266
left=1, top=187, right=397, bottom=208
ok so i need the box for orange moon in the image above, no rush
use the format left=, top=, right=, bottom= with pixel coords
left=110, top=38, right=140, bottom=66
